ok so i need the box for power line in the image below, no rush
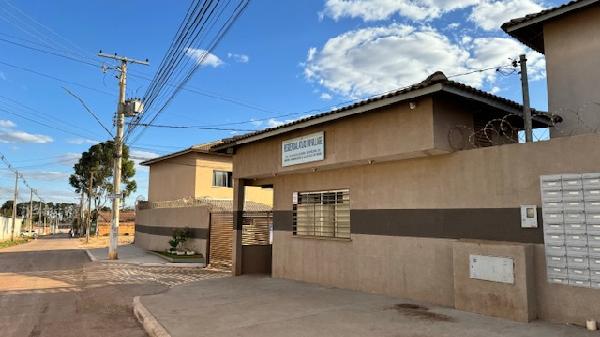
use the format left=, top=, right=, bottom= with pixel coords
left=0, top=59, right=114, bottom=96
left=125, top=122, right=254, bottom=132
left=62, top=87, right=113, bottom=137
left=127, top=0, right=250, bottom=145
left=0, top=96, right=105, bottom=140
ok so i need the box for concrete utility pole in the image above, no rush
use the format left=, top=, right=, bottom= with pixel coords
left=10, top=172, right=18, bottom=241
left=86, top=170, right=94, bottom=244
left=98, top=52, right=148, bottom=260
left=78, top=190, right=84, bottom=236
left=43, top=203, right=47, bottom=235
left=519, top=54, right=533, bottom=143
left=28, top=188, right=33, bottom=234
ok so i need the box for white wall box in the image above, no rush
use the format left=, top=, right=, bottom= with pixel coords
left=469, top=255, right=515, bottom=284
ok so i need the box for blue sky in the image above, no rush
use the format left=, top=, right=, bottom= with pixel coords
left=0, top=0, right=563, bottom=205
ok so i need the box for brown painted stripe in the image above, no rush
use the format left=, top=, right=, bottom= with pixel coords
left=273, top=208, right=544, bottom=244
left=135, top=224, right=208, bottom=239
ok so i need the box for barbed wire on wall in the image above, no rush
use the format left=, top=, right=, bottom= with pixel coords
left=447, top=111, right=564, bottom=151
left=447, top=100, right=600, bottom=151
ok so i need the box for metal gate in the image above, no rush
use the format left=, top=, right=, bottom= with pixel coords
left=209, top=212, right=233, bottom=268
left=242, top=211, right=272, bottom=245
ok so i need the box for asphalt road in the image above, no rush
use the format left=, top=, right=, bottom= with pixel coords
left=0, top=235, right=167, bottom=337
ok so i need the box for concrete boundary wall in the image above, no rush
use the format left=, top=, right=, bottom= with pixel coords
left=0, top=216, right=23, bottom=241
left=135, top=206, right=210, bottom=257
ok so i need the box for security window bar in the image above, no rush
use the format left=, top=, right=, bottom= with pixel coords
left=293, top=190, right=350, bottom=239
left=213, top=171, right=233, bottom=187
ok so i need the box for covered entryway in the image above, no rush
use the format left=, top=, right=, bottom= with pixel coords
left=241, top=211, right=272, bottom=274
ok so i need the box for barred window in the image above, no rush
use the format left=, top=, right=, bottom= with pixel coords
left=293, top=190, right=350, bottom=239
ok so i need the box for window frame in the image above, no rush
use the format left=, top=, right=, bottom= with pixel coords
left=212, top=170, right=233, bottom=188
left=292, top=189, right=350, bottom=240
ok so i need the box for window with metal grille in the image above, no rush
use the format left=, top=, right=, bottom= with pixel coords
left=213, top=170, right=233, bottom=187
left=293, top=189, right=350, bottom=239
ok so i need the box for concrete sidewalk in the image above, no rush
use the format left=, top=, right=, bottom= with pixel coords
left=86, top=244, right=205, bottom=267
left=135, top=276, right=595, bottom=337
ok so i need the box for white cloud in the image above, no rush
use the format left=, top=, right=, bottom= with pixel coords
left=186, top=48, right=223, bottom=68
left=130, top=150, right=160, bottom=171
left=467, top=37, right=546, bottom=81
left=227, top=52, right=249, bottom=63
left=56, top=152, right=81, bottom=166
left=0, top=119, right=16, bottom=128
left=0, top=130, right=53, bottom=143
left=67, top=138, right=97, bottom=145
left=321, top=0, right=545, bottom=31
left=130, top=150, right=160, bottom=161
left=20, top=171, right=70, bottom=181
left=304, top=24, right=544, bottom=98
left=322, top=0, right=479, bottom=22
left=469, top=0, right=543, bottom=31
left=320, top=93, right=333, bottom=100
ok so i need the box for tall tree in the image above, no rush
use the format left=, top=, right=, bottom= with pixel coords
left=69, top=141, right=137, bottom=212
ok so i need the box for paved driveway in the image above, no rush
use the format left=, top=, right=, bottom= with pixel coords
left=139, top=276, right=594, bottom=337
left=0, top=236, right=228, bottom=337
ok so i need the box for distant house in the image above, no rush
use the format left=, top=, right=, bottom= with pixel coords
left=135, top=142, right=273, bottom=267
left=502, top=0, right=600, bottom=137
left=96, top=210, right=135, bottom=236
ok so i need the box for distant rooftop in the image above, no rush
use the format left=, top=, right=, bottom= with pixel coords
left=140, top=140, right=228, bottom=166
left=502, top=0, right=599, bottom=53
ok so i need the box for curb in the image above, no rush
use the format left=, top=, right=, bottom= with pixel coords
left=100, top=260, right=206, bottom=268
left=84, top=249, right=98, bottom=262
left=133, top=296, right=171, bottom=337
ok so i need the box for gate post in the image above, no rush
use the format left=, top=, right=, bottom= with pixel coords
left=232, top=178, right=246, bottom=275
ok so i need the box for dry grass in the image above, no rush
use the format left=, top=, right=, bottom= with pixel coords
left=78, top=235, right=134, bottom=248
left=0, top=238, right=30, bottom=250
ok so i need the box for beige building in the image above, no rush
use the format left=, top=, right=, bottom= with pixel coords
left=502, top=0, right=600, bottom=137
left=135, top=142, right=273, bottom=265
left=211, top=72, right=600, bottom=324
left=142, top=142, right=272, bottom=205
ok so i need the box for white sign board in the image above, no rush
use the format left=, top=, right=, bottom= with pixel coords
left=469, top=255, right=515, bottom=284
left=282, top=131, right=324, bottom=167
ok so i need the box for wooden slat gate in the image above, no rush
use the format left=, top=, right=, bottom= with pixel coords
left=209, top=211, right=273, bottom=269
left=209, top=212, right=233, bottom=268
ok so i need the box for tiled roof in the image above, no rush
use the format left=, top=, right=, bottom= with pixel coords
left=137, top=198, right=272, bottom=212
left=501, top=0, right=599, bottom=53
left=502, top=0, right=589, bottom=28
left=212, top=71, right=553, bottom=149
left=140, top=141, right=229, bottom=166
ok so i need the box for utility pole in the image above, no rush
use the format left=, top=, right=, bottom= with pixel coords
left=10, top=172, right=18, bottom=241
left=86, top=170, right=94, bottom=244
left=519, top=54, right=533, bottom=143
left=78, top=189, right=84, bottom=236
left=43, top=203, right=47, bottom=235
left=28, top=188, right=33, bottom=234
left=98, top=52, right=149, bottom=260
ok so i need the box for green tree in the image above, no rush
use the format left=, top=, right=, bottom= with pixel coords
left=69, top=141, right=137, bottom=210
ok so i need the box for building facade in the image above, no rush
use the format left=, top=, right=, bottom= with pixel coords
left=502, top=0, right=600, bottom=137
left=210, top=72, right=600, bottom=324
